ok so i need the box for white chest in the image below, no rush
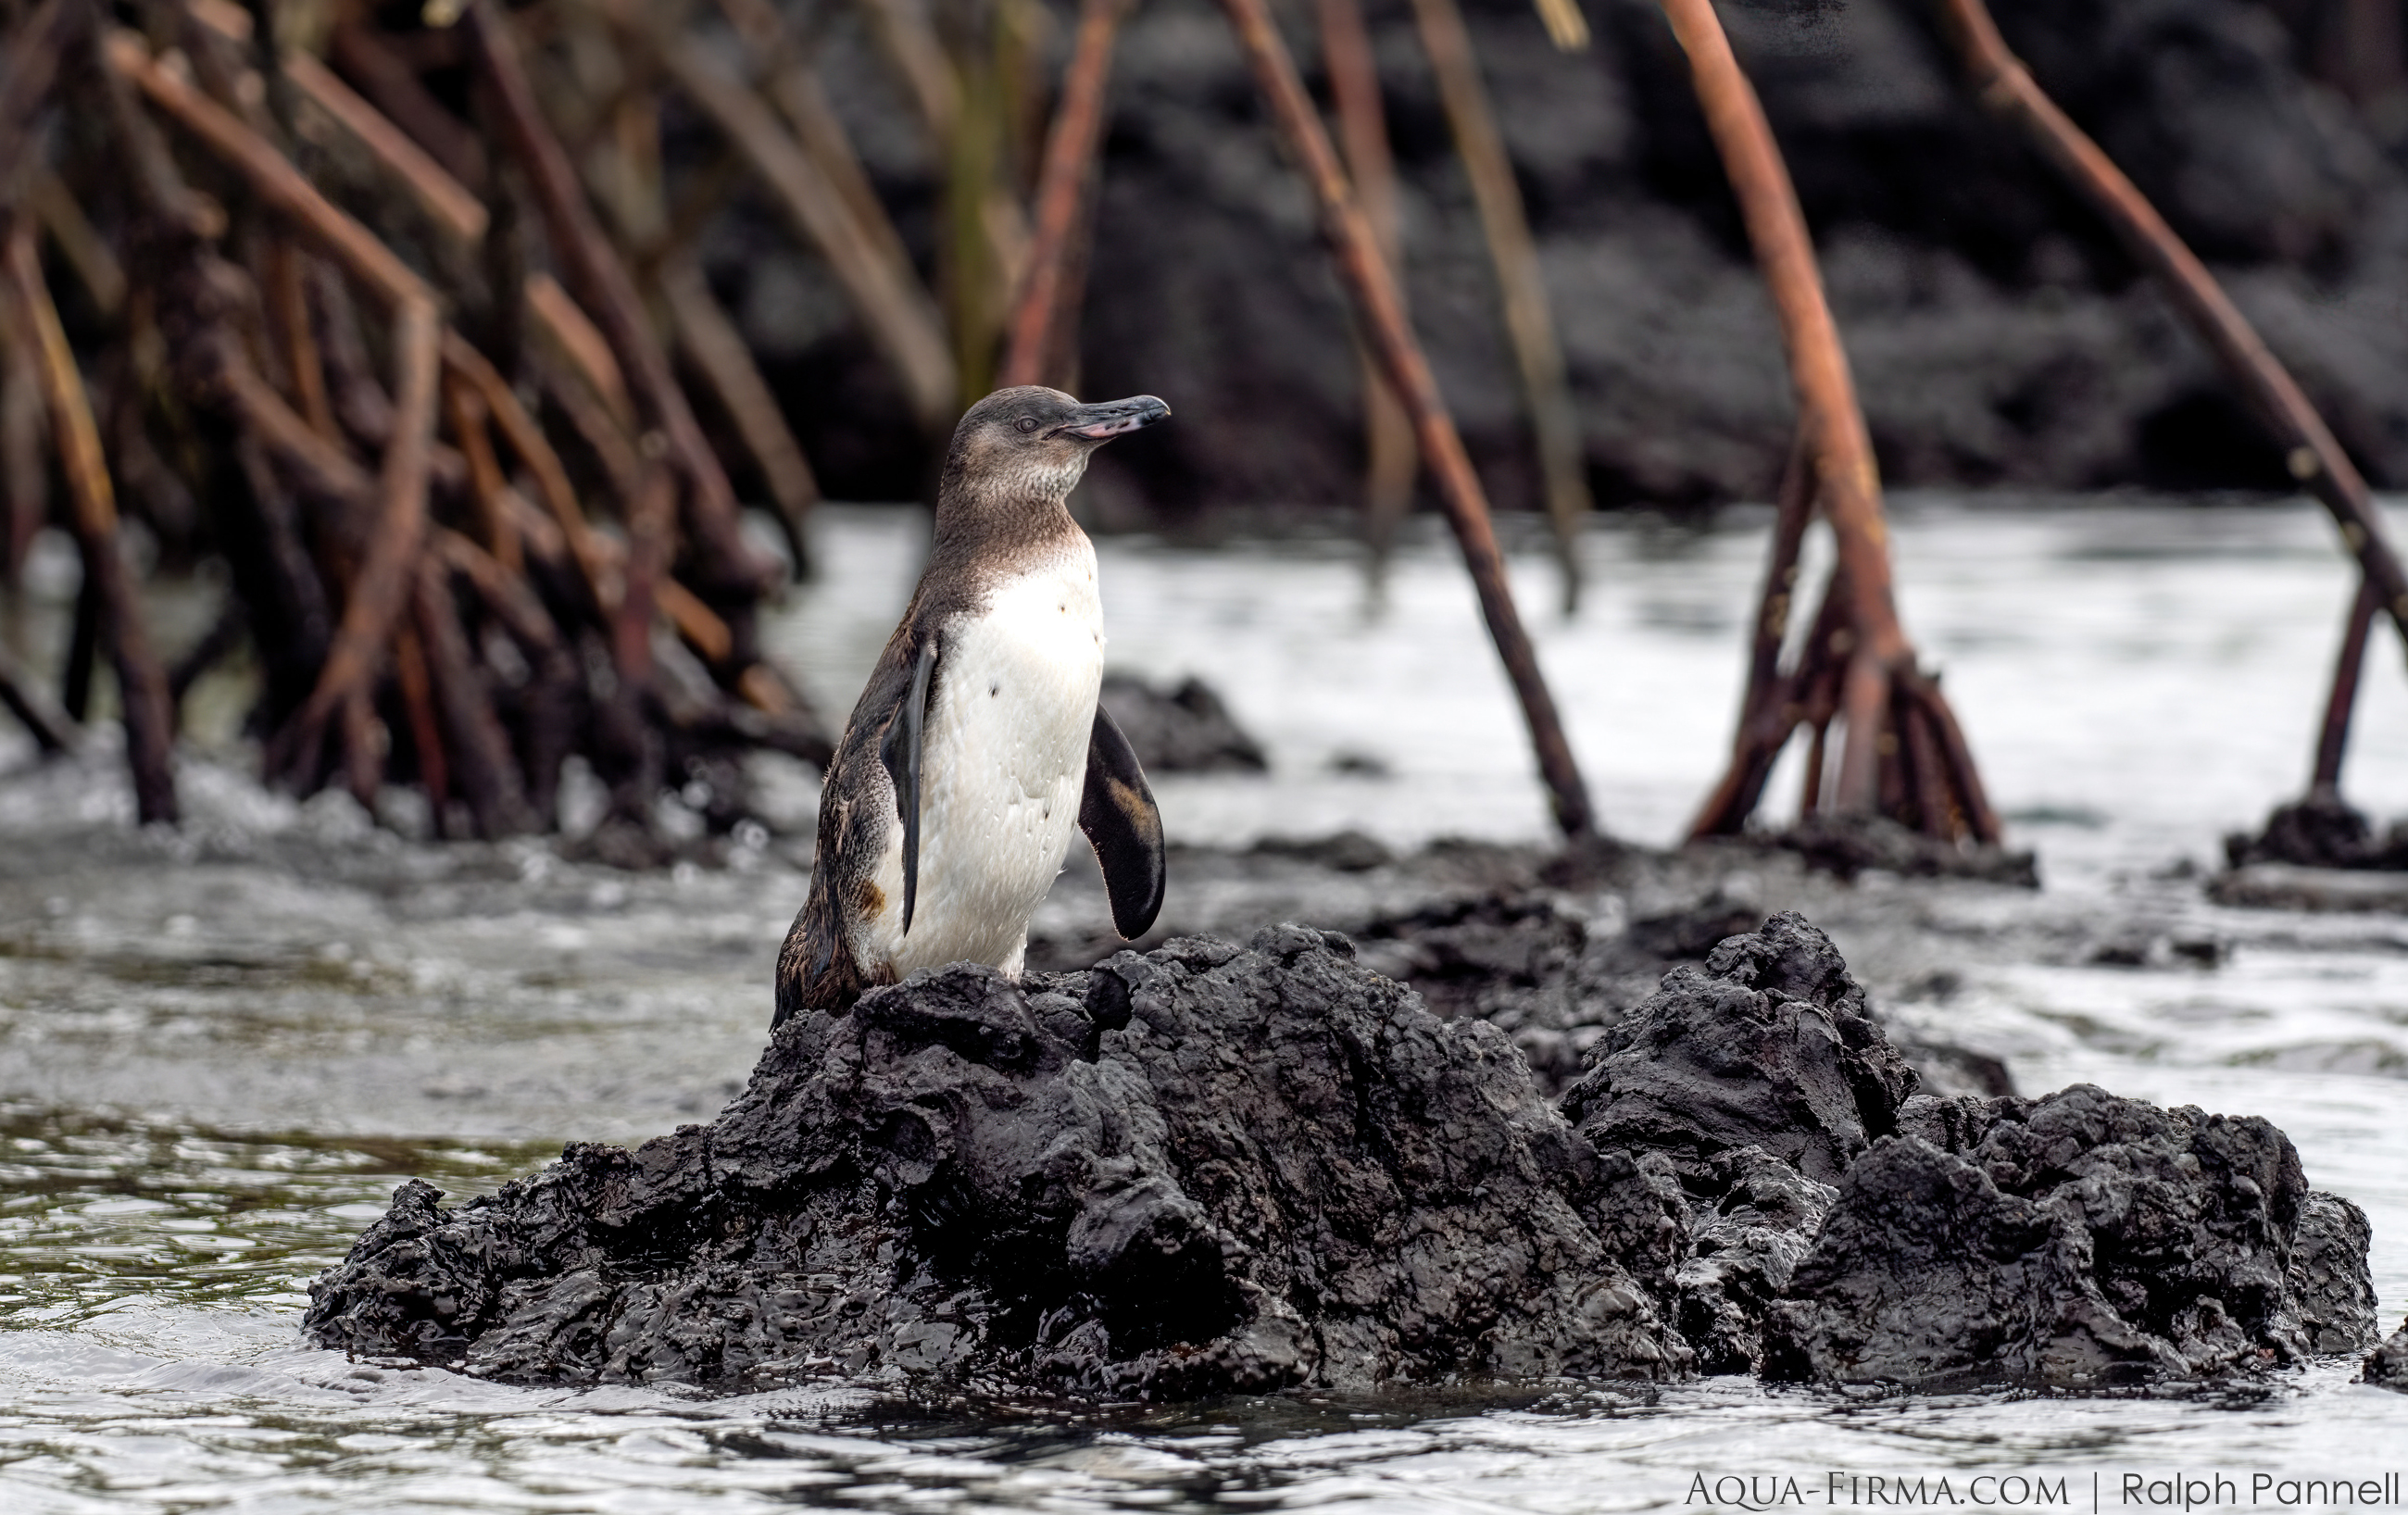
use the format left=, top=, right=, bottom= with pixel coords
left=863, top=542, right=1106, bottom=977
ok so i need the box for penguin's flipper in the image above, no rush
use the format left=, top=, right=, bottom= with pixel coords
left=879, top=636, right=939, bottom=933
left=1079, top=703, right=1166, bottom=939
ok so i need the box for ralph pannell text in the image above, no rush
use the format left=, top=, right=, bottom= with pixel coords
left=1683, top=1471, right=2405, bottom=1510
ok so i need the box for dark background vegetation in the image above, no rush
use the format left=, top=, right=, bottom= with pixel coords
left=692, top=0, right=2408, bottom=524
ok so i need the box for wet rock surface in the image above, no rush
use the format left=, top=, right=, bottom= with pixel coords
left=1777, top=815, right=2039, bottom=888
left=1258, top=846, right=2000, bottom=1101
left=2365, top=1321, right=2408, bottom=1391
left=306, top=913, right=2375, bottom=1396
left=1562, top=915, right=1920, bottom=1190
left=1097, top=674, right=1269, bottom=774
left=2214, top=795, right=2408, bottom=912
left=307, top=925, right=1695, bottom=1393
left=1763, top=1089, right=2380, bottom=1387
left=1555, top=915, right=1925, bottom=1376
left=2226, top=794, right=2408, bottom=871
left=1348, top=891, right=1670, bottom=1094
left=2208, top=865, right=2408, bottom=914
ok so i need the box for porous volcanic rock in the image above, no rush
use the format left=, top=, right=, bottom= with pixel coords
left=1556, top=911, right=1920, bottom=1375
left=305, top=926, right=1693, bottom=1393
left=2291, top=1191, right=2382, bottom=1355
left=1345, top=879, right=2008, bottom=1102
left=306, top=912, right=2376, bottom=1396
left=1349, top=889, right=1775, bottom=1096
left=1669, top=1146, right=1839, bottom=1376
left=1561, top=911, right=1922, bottom=1189
left=1352, top=893, right=1648, bottom=1092
left=1760, top=1088, right=2382, bottom=1387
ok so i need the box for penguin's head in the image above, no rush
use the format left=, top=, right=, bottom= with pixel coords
left=943, top=386, right=1172, bottom=507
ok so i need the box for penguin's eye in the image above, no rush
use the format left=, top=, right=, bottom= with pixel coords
left=1015, top=417, right=1040, bottom=433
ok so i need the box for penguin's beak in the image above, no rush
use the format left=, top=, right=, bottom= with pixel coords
left=1058, top=394, right=1171, bottom=441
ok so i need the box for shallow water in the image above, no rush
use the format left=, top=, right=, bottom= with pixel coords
left=4, top=499, right=2407, bottom=1511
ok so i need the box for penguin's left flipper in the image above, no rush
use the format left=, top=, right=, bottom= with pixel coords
left=879, top=636, right=939, bottom=933
left=1079, top=704, right=1166, bottom=939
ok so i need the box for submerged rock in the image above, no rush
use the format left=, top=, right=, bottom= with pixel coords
left=1777, top=815, right=2039, bottom=887
left=1097, top=674, right=1268, bottom=773
left=306, top=913, right=2375, bottom=1396
left=2208, top=864, right=2408, bottom=915
left=2225, top=794, right=2408, bottom=872
left=2364, top=1322, right=2408, bottom=1392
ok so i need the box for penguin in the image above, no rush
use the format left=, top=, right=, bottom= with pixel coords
left=773, top=386, right=1172, bottom=1025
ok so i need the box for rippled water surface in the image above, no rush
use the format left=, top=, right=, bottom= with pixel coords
left=3, top=500, right=2406, bottom=1511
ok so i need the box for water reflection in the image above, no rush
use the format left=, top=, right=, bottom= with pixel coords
left=0, top=1106, right=547, bottom=1323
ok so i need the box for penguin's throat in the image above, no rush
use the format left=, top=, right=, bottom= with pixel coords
left=955, top=450, right=1088, bottom=514
left=934, top=474, right=1088, bottom=561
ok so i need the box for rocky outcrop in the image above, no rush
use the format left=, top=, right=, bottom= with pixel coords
left=1669, top=1146, right=1838, bottom=1376
left=1762, top=1088, right=2381, bottom=1387
left=1562, top=914, right=1921, bottom=1188
left=1348, top=881, right=2009, bottom=1101
left=2292, top=1191, right=2383, bottom=1354
left=306, top=913, right=2377, bottom=1396
left=1559, top=911, right=1930, bottom=1376
left=2208, top=865, right=2408, bottom=913
left=306, top=926, right=1694, bottom=1393
left=1351, top=893, right=1653, bottom=1093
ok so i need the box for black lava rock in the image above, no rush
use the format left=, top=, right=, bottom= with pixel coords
left=2226, top=793, right=2408, bottom=871
left=1248, top=831, right=1396, bottom=871
left=306, top=912, right=2375, bottom=1396
left=2292, top=1191, right=2381, bottom=1354
left=1624, top=896, right=1770, bottom=962
left=1761, top=1088, right=2381, bottom=1387
left=1890, top=1038, right=2020, bottom=1099
left=1562, top=911, right=1922, bottom=1188
left=1349, top=891, right=1724, bottom=1096
left=1671, top=1146, right=1839, bottom=1375
left=1355, top=885, right=2008, bottom=1105
left=1097, top=674, right=1269, bottom=773
left=1553, top=911, right=1921, bottom=1375
left=307, top=926, right=1692, bottom=1393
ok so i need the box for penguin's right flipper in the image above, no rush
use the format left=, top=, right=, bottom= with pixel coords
left=1079, top=704, right=1166, bottom=939
left=879, top=636, right=939, bottom=933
